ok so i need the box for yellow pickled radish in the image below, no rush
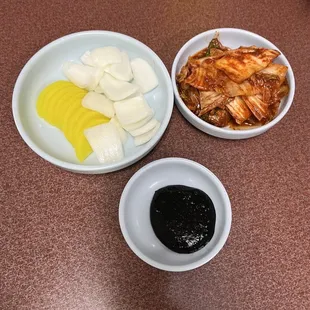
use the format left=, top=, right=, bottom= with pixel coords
left=47, top=86, right=85, bottom=119
left=62, top=107, right=83, bottom=145
left=53, top=91, right=86, bottom=129
left=75, top=137, right=93, bottom=162
left=43, top=84, right=86, bottom=125
left=45, top=88, right=84, bottom=127
left=69, top=109, right=109, bottom=146
left=36, top=81, right=110, bottom=162
left=37, top=81, right=73, bottom=118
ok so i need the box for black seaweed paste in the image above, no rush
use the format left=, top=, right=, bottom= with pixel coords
left=150, top=185, right=216, bottom=254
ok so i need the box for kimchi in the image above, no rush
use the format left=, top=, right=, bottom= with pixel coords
left=176, top=33, right=289, bottom=128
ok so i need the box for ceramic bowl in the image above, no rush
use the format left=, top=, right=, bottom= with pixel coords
left=119, top=158, right=232, bottom=272
left=12, top=31, right=174, bottom=173
left=171, top=28, right=295, bottom=139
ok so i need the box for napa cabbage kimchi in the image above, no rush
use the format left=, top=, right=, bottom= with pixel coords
left=176, top=33, right=289, bottom=128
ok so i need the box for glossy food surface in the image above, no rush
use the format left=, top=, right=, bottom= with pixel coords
left=150, top=185, right=216, bottom=254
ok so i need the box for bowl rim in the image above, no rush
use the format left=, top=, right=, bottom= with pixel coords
left=118, top=157, right=232, bottom=272
left=171, top=28, right=295, bottom=137
left=12, top=30, right=174, bottom=173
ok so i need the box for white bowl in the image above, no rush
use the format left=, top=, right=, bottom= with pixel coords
left=171, top=28, right=295, bottom=139
left=12, top=31, right=174, bottom=173
left=119, top=158, right=231, bottom=272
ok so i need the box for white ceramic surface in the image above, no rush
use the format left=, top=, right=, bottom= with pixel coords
left=12, top=31, right=174, bottom=173
left=171, top=28, right=295, bottom=139
left=119, top=158, right=232, bottom=272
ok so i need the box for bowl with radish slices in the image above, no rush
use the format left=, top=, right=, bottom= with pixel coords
left=12, top=31, right=174, bottom=173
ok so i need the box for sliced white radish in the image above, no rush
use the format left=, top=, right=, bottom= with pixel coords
left=81, top=47, right=122, bottom=68
left=131, top=58, right=158, bottom=93
left=129, top=118, right=159, bottom=137
left=99, top=73, right=139, bottom=101
left=114, top=95, right=152, bottom=126
left=82, top=92, right=115, bottom=118
left=63, top=62, right=103, bottom=90
left=134, top=122, right=160, bottom=146
left=94, top=84, right=104, bottom=93
left=80, top=50, right=94, bottom=66
left=125, top=91, right=144, bottom=100
left=110, top=118, right=127, bottom=144
left=84, top=122, right=124, bottom=164
left=122, top=110, right=154, bottom=132
left=95, top=80, right=138, bottom=96
left=104, top=51, right=133, bottom=81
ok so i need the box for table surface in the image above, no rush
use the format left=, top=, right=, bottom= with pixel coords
left=1, top=1, right=310, bottom=309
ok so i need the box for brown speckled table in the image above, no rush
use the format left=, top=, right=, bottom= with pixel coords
left=1, top=1, right=310, bottom=309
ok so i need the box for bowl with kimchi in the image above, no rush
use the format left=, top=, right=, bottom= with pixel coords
left=171, top=28, right=295, bottom=139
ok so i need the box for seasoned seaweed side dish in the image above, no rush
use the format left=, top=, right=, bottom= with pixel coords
left=150, top=185, right=216, bottom=254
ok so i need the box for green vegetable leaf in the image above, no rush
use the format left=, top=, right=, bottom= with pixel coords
left=206, top=39, right=221, bottom=57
